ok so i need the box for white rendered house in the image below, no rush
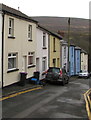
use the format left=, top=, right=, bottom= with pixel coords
left=36, top=25, right=49, bottom=79
left=81, top=49, right=88, bottom=72
left=61, top=40, right=68, bottom=72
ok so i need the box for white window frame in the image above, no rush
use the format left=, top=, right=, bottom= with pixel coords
left=8, top=53, right=17, bottom=71
left=8, top=18, right=14, bottom=37
left=28, top=25, right=32, bottom=40
left=42, top=57, right=46, bottom=72
left=28, top=52, right=35, bottom=66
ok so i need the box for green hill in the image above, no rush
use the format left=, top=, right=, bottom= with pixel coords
left=32, top=16, right=89, bottom=53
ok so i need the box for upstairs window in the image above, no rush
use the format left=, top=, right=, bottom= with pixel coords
left=28, top=25, right=32, bottom=41
left=53, top=37, right=56, bottom=52
left=43, top=32, right=46, bottom=48
left=9, top=18, right=14, bottom=37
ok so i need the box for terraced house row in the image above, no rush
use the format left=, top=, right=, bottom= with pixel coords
left=0, top=4, right=88, bottom=87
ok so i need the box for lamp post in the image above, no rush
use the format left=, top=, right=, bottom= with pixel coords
left=67, top=18, right=71, bottom=74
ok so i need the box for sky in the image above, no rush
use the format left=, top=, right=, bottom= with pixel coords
left=0, top=0, right=90, bottom=19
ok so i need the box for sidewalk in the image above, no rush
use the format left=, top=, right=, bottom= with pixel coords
left=2, top=80, right=43, bottom=97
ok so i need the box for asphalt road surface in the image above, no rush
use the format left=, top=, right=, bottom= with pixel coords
left=2, top=77, right=90, bottom=119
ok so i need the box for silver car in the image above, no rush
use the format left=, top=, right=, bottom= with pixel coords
left=78, top=71, right=90, bottom=78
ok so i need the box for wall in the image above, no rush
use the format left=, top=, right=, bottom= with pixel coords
left=3, top=14, right=37, bottom=86
left=49, top=35, right=61, bottom=67
left=69, top=46, right=75, bottom=76
left=75, top=49, right=81, bottom=75
left=36, top=28, right=48, bottom=79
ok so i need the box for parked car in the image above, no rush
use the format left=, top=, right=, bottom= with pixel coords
left=78, top=71, right=90, bottom=78
left=44, top=67, right=69, bottom=85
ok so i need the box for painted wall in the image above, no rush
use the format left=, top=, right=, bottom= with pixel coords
left=75, top=49, right=81, bottom=75
left=36, top=28, right=48, bottom=79
left=49, top=35, right=61, bottom=68
left=61, top=43, right=68, bottom=72
left=69, top=46, right=75, bottom=76
left=81, top=52, right=88, bottom=72
left=0, top=12, right=2, bottom=87
left=3, top=14, right=37, bottom=86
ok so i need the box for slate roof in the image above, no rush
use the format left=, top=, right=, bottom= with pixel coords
left=0, top=3, right=38, bottom=23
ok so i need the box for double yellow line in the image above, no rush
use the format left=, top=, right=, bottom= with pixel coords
left=84, top=88, right=91, bottom=120
left=0, top=86, right=42, bottom=101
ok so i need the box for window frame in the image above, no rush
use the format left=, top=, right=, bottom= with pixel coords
left=43, top=32, right=46, bottom=48
left=8, top=53, right=18, bottom=71
left=28, top=25, right=32, bottom=41
left=42, top=57, right=46, bottom=72
left=28, top=52, right=35, bottom=67
left=8, top=18, right=14, bottom=37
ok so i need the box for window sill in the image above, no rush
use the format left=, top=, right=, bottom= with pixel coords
left=28, top=39, right=33, bottom=42
left=8, top=36, right=15, bottom=39
left=28, top=65, right=35, bottom=68
left=42, top=47, right=47, bottom=49
left=7, top=68, right=19, bottom=73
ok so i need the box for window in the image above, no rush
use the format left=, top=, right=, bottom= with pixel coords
left=28, top=52, right=34, bottom=66
left=8, top=53, right=17, bottom=70
left=28, top=25, right=32, bottom=40
left=43, top=32, right=46, bottom=47
left=9, top=18, right=14, bottom=37
left=42, top=57, right=46, bottom=71
left=64, top=46, right=66, bottom=59
left=53, top=38, right=56, bottom=52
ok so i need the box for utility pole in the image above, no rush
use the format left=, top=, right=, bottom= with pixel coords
left=67, top=17, right=71, bottom=74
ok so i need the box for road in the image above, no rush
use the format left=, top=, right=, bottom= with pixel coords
left=2, top=77, right=90, bottom=119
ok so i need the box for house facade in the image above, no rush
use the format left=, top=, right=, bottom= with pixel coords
left=49, top=34, right=62, bottom=68
left=81, top=50, right=88, bottom=72
left=69, top=45, right=75, bottom=76
left=36, top=26, right=49, bottom=79
left=1, top=4, right=37, bottom=87
left=74, top=47, right=81, bottom=75
left=60, top=40, right=68, bottom=72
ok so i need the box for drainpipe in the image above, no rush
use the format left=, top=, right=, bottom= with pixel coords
left=2, top=12, right=4, bottom=88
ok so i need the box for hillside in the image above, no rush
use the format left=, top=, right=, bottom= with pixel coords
left=32, top=16, right=89, bottom=53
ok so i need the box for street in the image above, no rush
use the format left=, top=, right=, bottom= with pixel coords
left=2, top=77, right=90, bottom=119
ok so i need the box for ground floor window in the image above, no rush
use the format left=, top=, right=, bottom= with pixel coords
left=8, top=53, right=17, bottom=70
left=28, top=52, right=35, bottom=66
left=42, top=57, right=46, bottom=72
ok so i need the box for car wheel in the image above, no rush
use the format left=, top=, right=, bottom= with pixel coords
left=62, top=79, right=65, bottom=86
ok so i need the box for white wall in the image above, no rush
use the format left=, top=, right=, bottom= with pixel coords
left=36, top=28, right=48, bottom=79
left=3, top=14, right=37, bottom=86
left=0, top=13, right=2, bottom=87
left=81, top=53, right=88, bottom=72
left=62, top=45, right=68, bottom=72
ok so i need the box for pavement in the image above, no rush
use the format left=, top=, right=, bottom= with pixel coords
left=2, top=79, right=43, bottom=97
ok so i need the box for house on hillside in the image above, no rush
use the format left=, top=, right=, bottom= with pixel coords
left=0, top=4, right=38, bottom=87
left=81, top=49, right=88, bottom=72
left=49, top=33, right=62, bottom=68
left=60, top=40, right=68, bottom=72
left=36, top=25, right=49, bottom=79
left=74, top=47, right=81, bottom=75
left=69, top=45, right=75, bottom=76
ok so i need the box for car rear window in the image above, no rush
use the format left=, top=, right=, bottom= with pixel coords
left=48, top=68, right=60, bottom=73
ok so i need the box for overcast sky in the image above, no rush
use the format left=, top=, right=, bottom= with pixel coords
left=0, top=0, right=90, bottom=19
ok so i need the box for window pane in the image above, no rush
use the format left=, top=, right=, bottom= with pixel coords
left=8, top=58, right=16, bottom=69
